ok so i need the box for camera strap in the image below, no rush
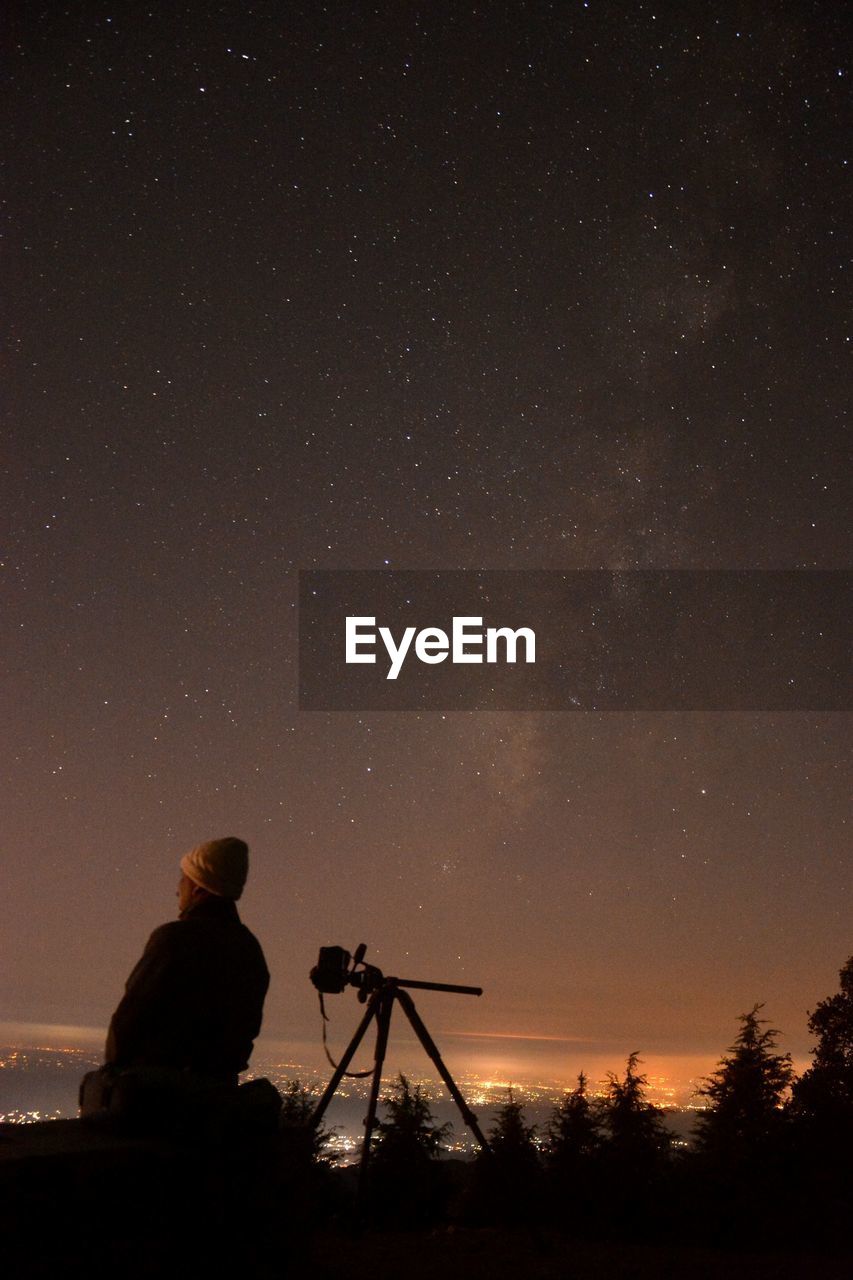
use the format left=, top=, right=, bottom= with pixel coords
left=319, top=993, right=374, bottom=1078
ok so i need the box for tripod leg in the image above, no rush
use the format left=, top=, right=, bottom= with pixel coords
left=357, top=988, right=394, bottom=1202
left=310, top=991, right=380, bottom=1129
left=396, top=988, right=491, bottom=1152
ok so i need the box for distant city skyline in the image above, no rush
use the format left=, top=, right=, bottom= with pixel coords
left=1, top=1033, right=791, bottom=1155
left=0, top=1019, right=815, bottom=1107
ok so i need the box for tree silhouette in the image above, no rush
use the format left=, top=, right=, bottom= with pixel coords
left=488, top=1087, right=539, bottom=1160
left=367, top=1073, right=451, bottom=1226
left=787, top=958, right=853, bottom=1246
left=544, top=1071, right=602, bottom=1230
left=469, top=1087, right=542, bottom=1225
left=372, top=1072, right=450, bottom=1160
left=545, top=1071, right=601, bottom=1171
left=601, top=1051, right=670, bottom=1167
left=262, top=1080, right=337, bottom=1257
left=792, top=955, right=853, bottom=1133
left=685, top=1007, right=795, bottom=1248
left=693, top=1004, right=793, bottom=1163
left=279, top=1079, right=336, bottom=1163
left=584, top=1054, right=672, bottom=1240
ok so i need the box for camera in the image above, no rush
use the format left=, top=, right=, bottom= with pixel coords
left=310, top=943, right=386, bottom=1001
left=310, top=945, right=354, bottom=994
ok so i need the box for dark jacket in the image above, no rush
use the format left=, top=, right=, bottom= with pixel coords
left=105, top=894, right=270, bottom=1082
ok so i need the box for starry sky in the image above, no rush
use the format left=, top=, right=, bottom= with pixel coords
left=3, top=3, right=850, bottom=1088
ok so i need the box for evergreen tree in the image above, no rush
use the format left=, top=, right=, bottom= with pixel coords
left=488, top=1087, right=539, bottom=1162
left=544, top=1071, right=602, bottom=1231
left=273, top=1081, right=338, bottom=1245
left=372, top=1072, right=450, bottom=1161
left=693, top=1005, right=793, bottom=1162
left=601, top=1051, right=671, bottom=1168
left=368, top=1073, right=450, bottom=1226
left=787, top=957, right=853, bottom=1246
left=594, top=1054, right=671, bottom=1240
left=545, top=1071, right=601, bottom=1171
left=686, top=1008, right=797, bottom=1248
left=469, top=1088, right=542, bottom=1225
left=792, top=956, right=853, bottom=1132
left=279, top=1079, right=336, bottom=1163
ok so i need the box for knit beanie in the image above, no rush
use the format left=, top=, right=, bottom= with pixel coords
left=180, top=837, right=249, bottom=900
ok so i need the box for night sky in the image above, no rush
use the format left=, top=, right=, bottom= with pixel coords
left=4, top=3, right=849, bottom=1087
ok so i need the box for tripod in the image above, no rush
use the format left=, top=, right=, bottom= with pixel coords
left=311, top=972, right=490, bottom=1196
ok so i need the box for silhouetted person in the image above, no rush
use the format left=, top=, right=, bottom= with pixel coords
left=76, top=841, right=282, bottom=1270
left=81, top=838, right=270, bottom=1125
left=105, top=837, right=270, bottom=1085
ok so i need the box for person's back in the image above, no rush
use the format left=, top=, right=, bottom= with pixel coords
left=103, top=837, right=270, bottom=1087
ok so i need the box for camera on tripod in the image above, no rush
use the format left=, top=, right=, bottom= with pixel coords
left=310, top=942, right=383, bottom=999
left=308, top=940, right=489, bottom=1187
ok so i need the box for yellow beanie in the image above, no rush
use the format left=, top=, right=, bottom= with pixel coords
left=180, top=837, right=249, bottom=899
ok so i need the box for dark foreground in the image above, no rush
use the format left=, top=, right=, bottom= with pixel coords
left=2, top=1121, right=849, bottom=1279
left=311, top=1229, right=852, bottom=1280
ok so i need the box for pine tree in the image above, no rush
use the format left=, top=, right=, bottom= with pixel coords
left=792, top=956, right=853, bottom=1128
left=469, top=1088, right=542, bottom=1225
left=544, top=1071, right=602, bottom=1229
left=788, top=958, right=853, bottom=1245
left=593, top=1054, right=671, bottom=1239
left=545, top=1071, right=601, bottom=1172
left=601, top=1051, right=670, bottom=1168
left=368, top=1073, right=450, bottom=1226
left=372, top=1072, right=450, bottom=1162
left=693, top=1004, right=793, bottom=1162
left=273, top=1081, right=338, bottom=1243
left=279, top=1079, right=335, bottom=1163
left=488, top=1087, right=539, bottom=1162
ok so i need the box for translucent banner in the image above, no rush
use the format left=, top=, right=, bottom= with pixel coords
left=298, top=571, right=850, bottom=712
